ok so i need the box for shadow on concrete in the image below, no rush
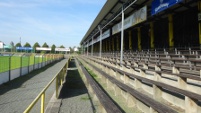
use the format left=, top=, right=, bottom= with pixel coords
left=58, top=59, right=88, bottom=99
left=0, top=60, right=63, bottom=95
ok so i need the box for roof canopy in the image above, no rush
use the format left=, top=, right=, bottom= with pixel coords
left=80, top=0, right=197, bottom=45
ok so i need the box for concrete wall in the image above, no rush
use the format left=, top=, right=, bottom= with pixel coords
left=29, top=65, right=34, bottom=73
left=40, top=63, right=42, bottom=68
left=21, top=66, right=28, bottom=76
left=42, top=62, right=46, bottom=67
left=34, top=64, right=39, bottom=70
left=0, top=71, right=9, bottom=85
left=0, top=57, right=63, bottom=85
left=10, top=68, right=20, bottom=80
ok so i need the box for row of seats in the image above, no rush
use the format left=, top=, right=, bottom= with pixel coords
left=83, top=48, right=201, bottom=112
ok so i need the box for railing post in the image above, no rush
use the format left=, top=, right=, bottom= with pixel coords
left=56, top=76, right=58, bottom=98
left=41, top=93, right=45, bottom=113
left=60, top=73, right=63, bottom=85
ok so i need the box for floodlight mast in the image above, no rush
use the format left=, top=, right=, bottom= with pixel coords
left=20, top=37, right=21, bottom=45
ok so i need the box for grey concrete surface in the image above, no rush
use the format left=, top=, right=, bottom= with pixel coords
left=58, top=59, right=94, bottom=113
left=0, top=59, right=68, bottom=113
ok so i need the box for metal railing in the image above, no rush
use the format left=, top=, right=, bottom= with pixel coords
left=23, top=58, right=70, bottom=113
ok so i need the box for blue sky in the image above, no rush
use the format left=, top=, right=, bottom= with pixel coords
left=0, top=0, right=106, bottom=48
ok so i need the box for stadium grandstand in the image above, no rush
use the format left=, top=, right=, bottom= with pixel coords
left=79, top=0, right=201, bottom=113
left=80, top=0, right=199, bottom=57
left=1, top=0, right=201, bottom=113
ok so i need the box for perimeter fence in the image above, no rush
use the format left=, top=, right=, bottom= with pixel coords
left=0, top=53, right=64, bottom=85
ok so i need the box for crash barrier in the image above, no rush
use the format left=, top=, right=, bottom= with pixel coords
left=0, top=53, right=64, bottom=85
left=23, top=58, right=70, bottom=113
left=79, top=54, right=201, bottom=113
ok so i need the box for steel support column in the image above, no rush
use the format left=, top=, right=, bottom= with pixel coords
left=120, top=7, right=124, bottom=66
left=106, top=39, right=108, bottom=52
left=138, top=27, right=141, bottom=50
left=168, top=14, right=174, bottom=48
left=198, top=1, right=201, bottom=45
left=150, top=22, right=154, bottom=49
left=91, top=37, right=94, bottom=56
left=129, top=30, right=132, bottom=50
left=108, top=39, right=110, bottom=52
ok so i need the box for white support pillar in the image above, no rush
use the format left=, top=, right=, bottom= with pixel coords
left=87, top=41, right=89, bottom=56
left=98, top=26, right=102, bottom=58
left=84, top=42, right=86, bottom=56
left=92, top=37, right=94, bottom=56
left=81, top=44, right=84, bottom=55
left=120, top=6, right=124, bottom=66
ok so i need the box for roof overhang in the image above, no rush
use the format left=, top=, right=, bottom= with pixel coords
left=80, top=0, right=198, bottom=45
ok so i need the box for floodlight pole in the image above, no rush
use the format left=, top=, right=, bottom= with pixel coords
left=20, top=37, right=21, bottom=45
left=98, top=26, right=102, bottom=58
left=120, top=6, right=124, bottom=66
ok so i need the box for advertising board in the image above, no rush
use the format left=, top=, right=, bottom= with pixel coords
left=151, top=0, right=182, bottom=15
left=112, top=6, right=147, bottom=35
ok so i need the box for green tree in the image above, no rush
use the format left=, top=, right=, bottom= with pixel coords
left=33, top=42, right=40, bottom=53
left=15, top=43, right=22, bottom=47
left=51, top=44, right=56, bottom=53
left=33, top=42, right=40, bottom=48
left=42, top=42, right=49, bottom=48
left=59, top=45, right=65, bottom=48
left=24, top=42, right=31, bottom=47
left=41, top=42, right=49, bottom=53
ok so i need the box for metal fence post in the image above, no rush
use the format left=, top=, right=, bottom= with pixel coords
left=34, top=55, right=35, bottom=70
left=9, top=55, right=11, bottom=81
left=28, top=55, right=30, bottom=73
left=20, top=55, right=22, bottom=76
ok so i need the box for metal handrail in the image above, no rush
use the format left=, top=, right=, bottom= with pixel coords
left=23, top=58, right=70, bottom=113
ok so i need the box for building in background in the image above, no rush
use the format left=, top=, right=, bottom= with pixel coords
left=0, top=41, right=4, bottom=52
left=0, top=41, right=13, bottom=52
left=74, top=47, right=78, bottom=52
